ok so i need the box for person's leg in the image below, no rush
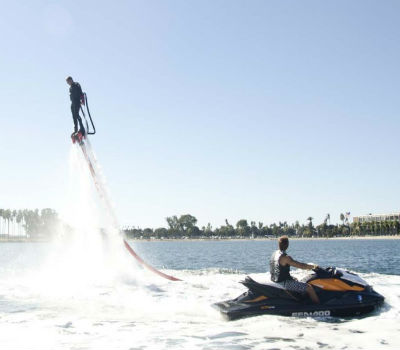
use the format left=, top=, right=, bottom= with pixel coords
left=77, top=113, right=85, bottom=134
left=72, top=104, right=85, bottom=134
left=283, top=279, right=319, bottom=304
left=71, top=104, right=78, bottom=132
left=306, top=284, right=320, bottom=304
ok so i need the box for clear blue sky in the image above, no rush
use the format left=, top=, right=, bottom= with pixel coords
left=1, top=0, right=400, bottom=228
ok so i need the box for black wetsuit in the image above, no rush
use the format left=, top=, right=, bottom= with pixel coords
left=69, top=82, right=85, bottom=133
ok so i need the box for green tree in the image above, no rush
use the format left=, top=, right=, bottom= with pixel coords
left=324, top=214, right=330, bottom=225
left=203, top=223, right=213, bottom=237
left=250, top=221, right=259, bottom=237
left=340, top=213, right=345, bottom=226
left=236, top=219, right=250, bottom=237
left=0, top=209, right=3, bottom=236
left=217, top=219, right=235, bottom=238
left=187, top=226, right=201, bottom=237
left=178, top=214, right=198, bottom=232
left=4, top=209, right=11, bottom=237
left=143, top=228, right=154, bottom=238
left=154, top=227, right=168, bottom=238
left=16, top=210, right=23, bottom=236
left=307, top=217, right=315, bottom=236
left=270, top=223, right=280, bottom=237
left=166, top=215, right=180, bottom=234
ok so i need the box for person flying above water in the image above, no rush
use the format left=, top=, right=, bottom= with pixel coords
left=270, top=236, right=320, bottom=303
left=66, top=76, right=85, bottom=136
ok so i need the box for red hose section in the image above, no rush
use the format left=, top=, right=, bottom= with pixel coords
left=123, top=240, right=181, bottom=281
left=77, top=139, right=181, bottom=282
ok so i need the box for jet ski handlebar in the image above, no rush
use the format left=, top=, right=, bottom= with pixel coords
left=313, top=266, right=343, bottom=278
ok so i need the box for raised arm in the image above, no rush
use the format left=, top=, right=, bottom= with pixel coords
left=282, top=255, right=317, bottom=270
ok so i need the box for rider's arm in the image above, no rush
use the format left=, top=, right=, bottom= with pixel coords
left=282, top=255, right=317, bottom=270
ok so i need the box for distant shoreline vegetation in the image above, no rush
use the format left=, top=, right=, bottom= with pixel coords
left=1, top=209, right=399, bottom=241
left=0, top=208, right=58, bottom=241
left=123, top=214, right=400, bottom=240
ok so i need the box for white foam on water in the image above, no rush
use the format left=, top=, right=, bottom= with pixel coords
left=0, top=261, right=399, bottom=349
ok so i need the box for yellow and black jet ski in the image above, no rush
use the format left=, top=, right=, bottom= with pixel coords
left=213, top=267, right=384, bottom=320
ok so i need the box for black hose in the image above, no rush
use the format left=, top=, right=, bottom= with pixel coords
left=80, top=93, right=96, bottom=135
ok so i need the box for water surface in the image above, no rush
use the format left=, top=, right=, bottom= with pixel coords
left=0, top=239, right=398, bottom=350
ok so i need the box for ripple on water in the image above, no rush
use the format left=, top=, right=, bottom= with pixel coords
left=264, top=337, right=296, bottom=343
left=207, top=331, right=248, bottom=339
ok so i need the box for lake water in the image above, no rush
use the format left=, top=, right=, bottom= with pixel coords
left=132, top=238, right=400, bottom=275
left=0, top=238, right=399, bottom=350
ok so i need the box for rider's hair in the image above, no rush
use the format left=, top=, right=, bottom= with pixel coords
left=278, top=236, right=289, bottom=251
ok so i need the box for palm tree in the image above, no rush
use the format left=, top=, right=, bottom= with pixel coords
left=390, top=220, right=396, bottom=235
left=16, top=210, right=23, bottom=237
left=305, top=217, right=314, bottom=237
left=0, top=209, right=3, bottom=236
left=12, top=210, right=17, bottom=236
left=340, top=213, right=345, bottom=226
left=395, top=221, right=400, bottom=235
left=4, top=209, right=11, bottom=238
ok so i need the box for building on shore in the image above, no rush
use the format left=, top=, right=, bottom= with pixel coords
left=353, top=213, right=400, bottom=224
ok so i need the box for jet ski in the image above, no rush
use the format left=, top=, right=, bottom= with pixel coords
left=213, top=267, right=384, bottom=320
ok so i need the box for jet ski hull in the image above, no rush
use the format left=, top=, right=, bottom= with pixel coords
left=213, top=269, right=384, bottom=320
left=214, top=293, right=383, bottom=320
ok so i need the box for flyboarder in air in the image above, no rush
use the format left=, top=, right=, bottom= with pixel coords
left=66, top=76, right=86, bottom=136
left=64, top=80, right=179, bottom=281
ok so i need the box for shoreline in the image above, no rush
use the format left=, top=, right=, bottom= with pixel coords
left=0, top=235, right=399, bottom=243
left=126, top=235, right=400, bottom=242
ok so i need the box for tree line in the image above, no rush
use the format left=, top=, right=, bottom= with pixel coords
left=0, top=208, right=59, bottom=239
left=123, top=213, right=400, bottom=239
left=1, top=208, right=399, bottom=241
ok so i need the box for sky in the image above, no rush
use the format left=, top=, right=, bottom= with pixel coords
left=1, top=0, right=400, bottom=229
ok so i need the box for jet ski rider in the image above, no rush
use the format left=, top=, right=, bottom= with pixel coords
left=270, top=236, right=320, bottom=304
left=66, top=76, right=86, bottom=136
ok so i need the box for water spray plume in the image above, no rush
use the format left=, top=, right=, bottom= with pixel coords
left=67, top=134, right=181, bottom=281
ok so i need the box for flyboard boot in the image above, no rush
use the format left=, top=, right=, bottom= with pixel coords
left=71, top=129, right=85, bottom=145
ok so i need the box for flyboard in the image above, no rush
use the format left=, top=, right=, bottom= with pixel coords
left=71, top=93, right=180, bottom=281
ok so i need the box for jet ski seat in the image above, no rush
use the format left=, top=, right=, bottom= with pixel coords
left=241, top=276, right=303, bottom=300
